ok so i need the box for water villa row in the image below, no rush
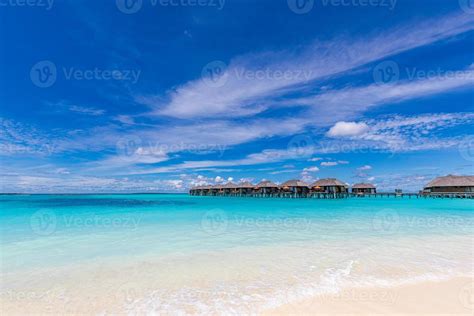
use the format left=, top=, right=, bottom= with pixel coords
left=190, top=175, right=474, bottom=199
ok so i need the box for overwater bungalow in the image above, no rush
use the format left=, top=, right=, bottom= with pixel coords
left=280, top=180, right=310, bottom=198
left=352, top=183, right=376, bottom=195
left=311, top=178, right=348, bottom=194
left=237, top=181, right=255, bottom=196
left=211, top=184, right=223, bottom=196
left=423, top=175, right=474, bottom=196
left=255, top=180, right=279, bottom=197
left=222, top=182, right=238, bottom=196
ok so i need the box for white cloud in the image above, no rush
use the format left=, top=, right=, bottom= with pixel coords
left=142, top=13, right=474, bottom=120
left=308, top=157, right=323, bottom=161
left=69, top=105, right=105, bottom=116
left=303, top=166, right=320, bottom=172
left=358, top=165, right=372, bottom=171
left=327, top=122, right=370, bottom=137
left=321, top=161, right=339, bottom=167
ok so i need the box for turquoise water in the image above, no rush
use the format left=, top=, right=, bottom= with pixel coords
left=1, top=194, right=473, bottom=313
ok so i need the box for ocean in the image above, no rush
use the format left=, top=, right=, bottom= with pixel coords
left=1, top=194, right=473, bottom=314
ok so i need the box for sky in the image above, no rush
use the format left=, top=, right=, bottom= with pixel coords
left=0, top=0, right=473, bottom=193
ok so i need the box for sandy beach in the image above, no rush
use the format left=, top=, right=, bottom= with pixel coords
left=265, top=277, right=474, bottom=315
left=1, top=277, right=472, bottom=315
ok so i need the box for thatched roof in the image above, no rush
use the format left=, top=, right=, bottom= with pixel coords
left=256, top=180, right=279, bottom=188
left=311, top=178, right=347, bottom=187
left=280, top=180, right=309, bottom=188
left=238, top=181, right=254, bottom=188
left=424, top=175, right=474, bottom=188
left=222, top=182, right=238, bottom=189
left=352, top=183, right=376, bottom=189
left=212, top=184, right=223, bottom=189
left=197, top=185, right=211, bottom=190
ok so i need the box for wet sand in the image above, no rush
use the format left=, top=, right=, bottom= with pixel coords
left=265, top=277, right=473, bottom=315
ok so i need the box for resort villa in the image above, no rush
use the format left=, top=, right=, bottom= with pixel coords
left=423, top=175, right=474, bottom=194
left=190, top=175, right=474, bottom=198
left=280, top=180, right=311, bottom=198
left=311, top=178, right=349, bottom=194
left=352, top=183, right=377, bottom=195
left=255, top=180, right=280, bottom=197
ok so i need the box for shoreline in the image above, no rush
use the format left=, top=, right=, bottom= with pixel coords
left=264, top=277, right=473, bottom=315
left=1, top=277, right=472, bottom=314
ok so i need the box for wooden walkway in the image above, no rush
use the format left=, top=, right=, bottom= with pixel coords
left=190, top=192, right=474, bottom=199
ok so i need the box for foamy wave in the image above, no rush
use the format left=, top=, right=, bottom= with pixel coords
left=124, top=259, right=471, bottom=315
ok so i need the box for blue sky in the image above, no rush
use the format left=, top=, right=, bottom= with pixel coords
left=0, top=0, right=473, bottom=193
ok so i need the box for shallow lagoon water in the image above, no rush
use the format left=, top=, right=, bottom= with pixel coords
left=1, top=194, right=473, bottom=313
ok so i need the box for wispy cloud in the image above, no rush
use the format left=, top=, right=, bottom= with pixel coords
left=143, top=13, right=473, bottom=119
left=69, top=105, right=106, bottom=116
